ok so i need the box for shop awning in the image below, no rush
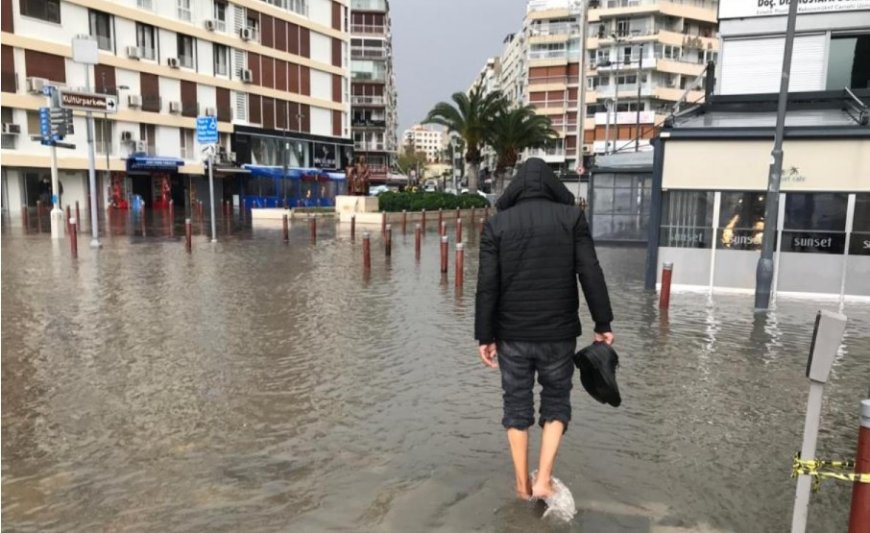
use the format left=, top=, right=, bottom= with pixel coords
left=244, top=165, right=346, bottom=181
left=126, top=155, right=185, bottom=172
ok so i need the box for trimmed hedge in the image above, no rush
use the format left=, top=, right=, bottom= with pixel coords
left=378, top=192, right=490, bottom=213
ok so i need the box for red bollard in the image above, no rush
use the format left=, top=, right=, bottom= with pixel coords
left=402, top=210, right=407, bottom=235
left=385, top=224, right=392, bottom=257
left=363, top=231, right=372, bottom=271
left=282, top=213, right=289, bottom=243
left=350, top=213, right=356, bottom=240
left=65, top=206, right=71, bottom=234
left=441, top=221, right=447, bottom=238
left=69, top=217, right=78, bottom=258
left=185, top=218, right=192, bottom=252
left=438, top=208, right=443, bottom=230
left=414, top=223, right=422, bottom=260
left=848, top=399, right=870, bottom=533
left=660, top=262, right=673, bottom=310
left=455, top=243, right=465, bottom=287
left=421, top=209, right=427, bottom=233
left=440, top=235, right=448, bottom=273
left=381, top=211, right=386, bottom=237
left=455, top=207, right=461, bottom=223
left=75, top=201, right=80, bottom=233
left=309, top=216, right=317, bottom=244
left=169, top=199, right=174, bottom=220
left=455, top=218, right=462, bottom=244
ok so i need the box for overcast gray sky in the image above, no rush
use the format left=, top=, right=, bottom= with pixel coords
left=391, top=0, right=528, bottom=134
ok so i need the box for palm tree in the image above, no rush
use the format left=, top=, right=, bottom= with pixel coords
left=488, top=105, right=559, bottom=193
left=424, top=86, right=505, bottom=194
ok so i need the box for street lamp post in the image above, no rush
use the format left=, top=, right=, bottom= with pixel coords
left=635, top=42, right=644, bottom=152
left=574, top=0, right=589, bottom=194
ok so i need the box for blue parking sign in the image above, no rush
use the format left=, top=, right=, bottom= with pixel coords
left=39, top=107, right=51, bottom=138
left=196, top=116, right=218, bottom=145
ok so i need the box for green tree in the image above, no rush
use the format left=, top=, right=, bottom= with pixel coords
left=424, top=86, right=505, bottom=194
left=397, top=145, right=428, bottom=182
left=488, top=105, right=559, bottom=193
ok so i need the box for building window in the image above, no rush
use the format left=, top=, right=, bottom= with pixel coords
left=136, top=23, right=157, bottom=60
left=94, top=118, right=113, bottom=155
left=178, top=0, right=192, bottom=22
left=659, top=190, right=714, bottom=248
left=213, top=44, right=229, bottom=76
left=177, top=34, right=195, bottom=68
left=139, top=124, right=156, bottom=154
left=180, top=128, right=194, bottom=159
left=591, top=173, right=652, bottom=241
left=214, top=1, right=227, bottom=32
left=826, top=35, right=870, bottom=91
left=782, top=193, right=848, bottom=254
left=287, top=0, right=307, bottom=15
left=717, top=192, right=765, bottom=250
left=89, top=10, right=113, bottom=51
left=26, top=110, right=40, bottom=136
left=616, top=74, right=637, bottom=86
left=851, top=194, right=870, bottom=256
left=615, top=19, right=629, bottom=38
left=21, top=0, right=60, bottom=23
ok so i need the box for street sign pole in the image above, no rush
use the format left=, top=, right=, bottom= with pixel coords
left=208, top=149, right=217, bottom=242
left=72, top=36, right=102, bottom=247
left=47, top=91, right=64, bottom=240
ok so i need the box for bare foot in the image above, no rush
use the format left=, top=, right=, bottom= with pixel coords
left=531, top=477, right=555, bottom=500
left=516, top=476, right=532, bottom=500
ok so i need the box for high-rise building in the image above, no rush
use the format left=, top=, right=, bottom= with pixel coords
left=402, top=124, right=443, bottom=163
left=1, top=0, right=352, bottom=215
left=349, top=0, right=398, bottom=183
left=499, top=32, right=527, bottom=108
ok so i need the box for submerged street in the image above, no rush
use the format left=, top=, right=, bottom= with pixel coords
left=2, top=216, right=867, bottom=532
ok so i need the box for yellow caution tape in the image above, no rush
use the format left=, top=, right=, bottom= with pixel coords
left=792, top=453, right=870, bottom=492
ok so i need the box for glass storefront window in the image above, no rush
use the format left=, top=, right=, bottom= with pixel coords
left=782, top=193, right=848, bottom=254
left=659, top=190, right=714, bottom=248
left=718, top=191, right=766, bottom=250
left=850, top=194, right=870, bottom=256
left=250, top=135, right=310, bottom=167
left=591, top=173, right=651, bottom=241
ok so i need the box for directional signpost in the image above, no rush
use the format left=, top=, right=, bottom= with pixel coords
left=58, top=89, right=118, bottom=114
left=197, top=116, right=219, bottom=242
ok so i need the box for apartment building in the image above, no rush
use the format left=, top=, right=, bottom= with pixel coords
left=402, top=124, right=443, bottom=163
left=499, top=32, right=527, bottom=108
left=1, top=0, right=351, bottom=215
left=349, top=0, right=398, bottom=183
left=520, top=0, right=718, bottom=172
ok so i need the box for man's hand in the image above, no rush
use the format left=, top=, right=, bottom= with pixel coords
left=594, top=332, right=615, bottom=345
left=479, top=343, right=498, bottom=368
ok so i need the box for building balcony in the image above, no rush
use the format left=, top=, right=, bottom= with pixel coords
left=529, top=22, right=581, bottom=37
left=351, top=0, right=388, bottom=12
left=352, top=72, right=387, bottom=83
left=529, top=99, right=579, bottom=112
left=351, top=95, right=387, bottom=106
left=589, top=0, right=719, bottom=23
left=351, top=24, right=387, bottom=35
left=351, top=48, right=388, bottom=60
left=355, top=142, right=387, bottom=151
left=594, top=84, right=654, bottom=99
left=528, top=75, right=580, bottom=87
left=529, top=50, right=579, bottom=61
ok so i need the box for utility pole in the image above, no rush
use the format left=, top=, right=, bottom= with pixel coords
left=635, top=42, right=643, bottom=152
left=574, top=0, right=589, bottom=196
left=754, top=0, right=799, bottom=311
left=208, top=147, right=217, bottom=242
left=282, top=126, right=288, bottom=207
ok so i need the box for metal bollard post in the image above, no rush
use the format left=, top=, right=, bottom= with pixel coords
left=455, top=218, right=462, bottom=244
left=385, top=224, right=392, bottom=257
left=241, top=198, right=246, bottom=221
left=660, top=262, right=673, bottom=310
left=282, top=213, right=289, bottom=243
left=75, top=201, right=80, bottom=233
left=402, top=209, right=407, bottom=235
left=441, top=221, right=447, bottom=238
left=350, top=213, right=356, bottom=240
left=415, top=223, right=422, bottom=260
left=480, top=218, right=485, bottom=235
left=66, top=206, right=71, bottom=234
left=185, top=218, right=192, bottom=253
left=309, top=216, right=317, bottom=244
left=438, top=208, right=443, bottom=230
left=421, top=209, right=427, bottom=233
left=140, top=210, right=146, bottom=237
left=36, top=199, right=42, bottom=217
left=455, top=207, right=460, bottom=222
left=455, top=243, right=465, bottom=287
left=440, top=235, right=448, bottom=273
left=381, top=211, right=386, bottom=237
left=848, top=399, right=870, bottom=533
left=22, top=206, right=29, bottom=233
left=169, top=199, right=174, bottom=221
left=363, top=231, right=371, bottom=270
left=69, top=217, right=78, bottom=258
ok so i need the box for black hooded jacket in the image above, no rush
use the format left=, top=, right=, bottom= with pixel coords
left=474, top=158, right=613, bottom=344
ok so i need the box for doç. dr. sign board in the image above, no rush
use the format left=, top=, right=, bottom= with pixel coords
left=719, top=0, right=870, bottom=19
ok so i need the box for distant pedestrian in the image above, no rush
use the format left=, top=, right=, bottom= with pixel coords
left=475, top=158, right=614, bottom=501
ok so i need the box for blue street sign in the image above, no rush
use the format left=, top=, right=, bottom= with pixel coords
left=196, top=115, right=218, bottom=145
left=39, top=107, right=51, bottom=138
left=42, top=85, right=53, bottom=97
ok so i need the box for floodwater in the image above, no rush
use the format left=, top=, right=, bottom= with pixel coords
left=2, top=210, right=869, bottom=533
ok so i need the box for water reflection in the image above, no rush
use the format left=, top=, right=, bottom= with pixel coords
left=2, top=215, right=869, bottom=532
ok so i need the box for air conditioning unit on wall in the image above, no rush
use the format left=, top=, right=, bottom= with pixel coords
left=128, top=94, right=142, bottom=107
left=126, top=46, right=141, bottom=60
left=169, top=101, right=181, bottom=114
left=2, top=123, right=21, bottom=134
left=204, top=19, right=216, bottom=31
left=167, top=57, right=180, bottom=69
left=26, top=77, right=48, bottom=94
left=240, top=27, right=254, bottom=41
left=121, top=131, right=135, bottom=142
left=240, top=69, right=253, bottom=83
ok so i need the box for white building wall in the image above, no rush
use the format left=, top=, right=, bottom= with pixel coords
left=310, top=106, right=333, bottom=137
left=197, top=85, right=217, bottom=111
left=160, top=77, right=181, bottom=106
left=310, top=32, right=332, bottom=66
left=197, top=39, right=214, bottom=76
left=309, top=0, right=333, bottom=29
left=155, top=126, right=181, bottom=158
left=310, top=69, right=332, bottom=99
left=115, top=18, right=138, bottom=53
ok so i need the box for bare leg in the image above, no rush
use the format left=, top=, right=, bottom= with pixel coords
left=506, top=428, right=531, bottom=499
left=532, top=421, right=565, bottom=499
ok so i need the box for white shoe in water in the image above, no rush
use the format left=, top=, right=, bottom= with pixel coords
left=530, top=471, right=577, bottom=522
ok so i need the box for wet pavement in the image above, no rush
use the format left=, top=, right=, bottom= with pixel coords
left=2, top=211, right=869, bottom=532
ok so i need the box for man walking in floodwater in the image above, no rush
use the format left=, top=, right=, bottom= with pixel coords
left=475, top=157, right=614, bottom=501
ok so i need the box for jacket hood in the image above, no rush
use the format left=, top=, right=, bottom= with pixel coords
left=495, top=157, right=575, bottom=211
